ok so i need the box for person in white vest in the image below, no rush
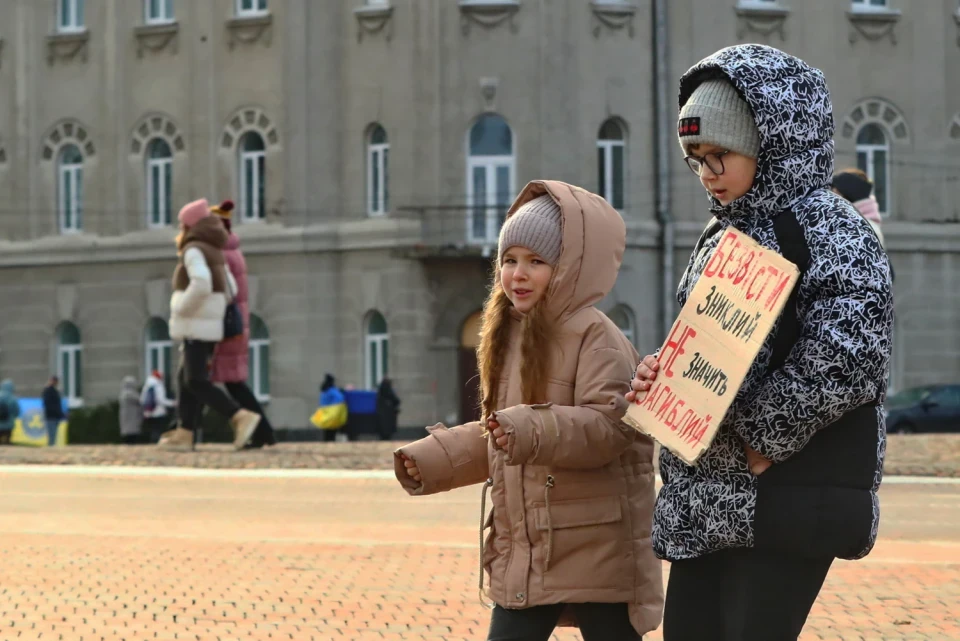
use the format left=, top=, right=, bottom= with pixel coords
left=141, top=369, right=174, bottom=443
left=157, top=199, right=261, bottom=451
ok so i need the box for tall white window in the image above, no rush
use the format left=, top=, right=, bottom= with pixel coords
left=364, top=312, right=389, bottom=390
left=56, top=322, right=83, bottom=408
left=145, top=0, right=174, bottom=24
left=248, top=314, right=271, bottom=402
left=856, top=124, right=889, bottom=215
left=146, top=139, right=173, bottom=227
left=145, top=317, right=173, bottom=392
left=597, top=119, right=626, bottom=210
left=236, top=0, right=268, bottom=17
left=467, top=114, right=515, bottom=244
left=58, top=0, right=85, bottom=33
left=367, top=125, right=390, bottom=217
left=239, top=132, right=266, bottom=222
left=58, top=145, right=83, bottom=234
left=608, top=305, right=636, bottom=346
left=851, top=0, right=887, bottom=8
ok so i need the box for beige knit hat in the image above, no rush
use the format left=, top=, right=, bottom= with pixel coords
left=497, top=194, right=563, bottom=265
left=678, top=78, right=760, bottom=159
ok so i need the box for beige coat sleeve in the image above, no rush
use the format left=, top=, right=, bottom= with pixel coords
left=393, top=421, right=490, bottom=496
left=497, top=324, right=637, bottom=469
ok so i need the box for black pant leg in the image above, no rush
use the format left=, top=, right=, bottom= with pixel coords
left=486, top=604, right=565, bottom=641
left=322, top=428, right=337, bottom=442
left=225, top=381, right=275, bottom=444
left=662, top=551, right=730, bottom=641
left=573, top=603, right=643, bottom=641
left=183, top=341, right=240, bottom=420
left=726, top=548, right=833, bottom=641
left=177, top=347, right=203, bottom=431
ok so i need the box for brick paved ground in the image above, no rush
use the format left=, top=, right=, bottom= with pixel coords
left=0, top=470, right=958, bottom=640
left=0, top=431, right=958, bottom=476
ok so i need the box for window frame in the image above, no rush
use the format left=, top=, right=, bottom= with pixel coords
left=466, top=115, right=515, bottom=245
left=236, top=0, right=268, bottom=18
left=58, top=145, right=84, bottom=234
left=238, top=132, right=266, bottom=223
left=364, top=313, right=389, bottom=390
left=850, top=0, right=889, bottom=10
left=248, top=314, right=271, bottom=403
left=855, top=123, right=890, bottom=217
left=597, top=120, right=626, bottom=210
left=367, top=126, right=390, bottom=217
left=146, top=139, right=173, bottom=228
left=56, top=323, right=83, bottom=409
left=57, top=0, right=85, bottom=33
left=145, top=0, right=174, bottom=25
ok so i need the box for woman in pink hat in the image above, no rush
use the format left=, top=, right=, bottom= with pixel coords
left=158, top=199, right=262, bottom=452
left=209, top=200, right=276, bottom=448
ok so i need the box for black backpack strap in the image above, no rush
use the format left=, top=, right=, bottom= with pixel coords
left=768, top=211, right=811, bottom=372
left=692, top=217, right=723, bottom=262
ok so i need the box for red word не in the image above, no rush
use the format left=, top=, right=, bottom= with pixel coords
left=659, top=321, right=697, bottom=379
left=634, top=381, right=714, bottom=446
left=702, top=230, right=793, bottom=313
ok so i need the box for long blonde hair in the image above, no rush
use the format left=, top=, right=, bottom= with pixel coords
left=476, top=266, right=554, bottom=422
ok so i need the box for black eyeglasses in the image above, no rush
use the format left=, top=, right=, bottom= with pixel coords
left=684, top=150, right=730, bottom=177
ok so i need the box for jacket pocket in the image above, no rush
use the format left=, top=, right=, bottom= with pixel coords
left=533, top=496, right=631, bottom=592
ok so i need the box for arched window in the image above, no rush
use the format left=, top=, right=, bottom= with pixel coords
left=248, top=314, right=270, bottom=401
left=367, top=125, right=390, bottom=216
left=467, top=114, right=515, bottom=244
left=239, top=132, right=266, bottom=222
left=146, top=139, right=173, bottom=227
left=58, top=144, right=84, bottom=233
left=597, top=119, right=626, bottom=210
left=607, top=305, right=636, bottom=346
left=55, top=322, right=83, bottom=407
left=236, top=0, right=267, bottom=18
left=856, top=124, right=889, bottom=215
left=145, top=317, right=172, bottom=391
left=364, top=311, right=389, bottom=389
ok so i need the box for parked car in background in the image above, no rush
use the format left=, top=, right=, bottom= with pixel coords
left=885, top=385, right=960, bottom=434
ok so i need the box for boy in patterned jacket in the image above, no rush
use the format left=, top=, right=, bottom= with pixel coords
left=627, top=45, right=893, bottom=640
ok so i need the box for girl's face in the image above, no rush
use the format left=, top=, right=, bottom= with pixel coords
left=500, top=247, right=554, bottom=314
left=686, top=143, right=757, bottom=207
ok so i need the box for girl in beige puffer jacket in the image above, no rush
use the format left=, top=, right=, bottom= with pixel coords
left=394, top=181, right=663, bottom=641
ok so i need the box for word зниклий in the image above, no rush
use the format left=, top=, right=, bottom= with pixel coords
left=695, top=285, right=762, bottom=344
left=634, top=381, right=714, bottom=446
left=703, top=230, right=793, bottom=313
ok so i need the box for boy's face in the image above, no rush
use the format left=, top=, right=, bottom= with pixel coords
left=500, top=247, right=554, bottom=314
left=686, top=143, right=757, bottom=207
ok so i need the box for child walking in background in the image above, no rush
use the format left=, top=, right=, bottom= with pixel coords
left=395, top=181, right=663, bottom=641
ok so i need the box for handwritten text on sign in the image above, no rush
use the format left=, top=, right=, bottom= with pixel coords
left=624, top=226, right=800, bottom=465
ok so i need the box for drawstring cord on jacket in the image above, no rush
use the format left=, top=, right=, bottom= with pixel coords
left=478, top=477, right=495, bottom=609
left=543, top=475, right=555, bottom=572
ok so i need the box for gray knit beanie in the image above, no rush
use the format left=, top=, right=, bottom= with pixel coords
left=678, top=78, right=760, bottom=159
left=497, top=195, right=563, bottom=265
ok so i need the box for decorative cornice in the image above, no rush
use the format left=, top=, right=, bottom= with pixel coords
left=846, top=7, right=901, bottom=45
left=46, top=31, right=90, bottom=65
left=354, top=5, right=394, bottom=42
left=458, top=0, right=520, bottom=36
left=735, top=3, right=790, bottom=41
left=226, top=14, right=273, bottom=50
left=133, top=22, right=179, bottom=58
left=590, top=1, right=637, bottom=38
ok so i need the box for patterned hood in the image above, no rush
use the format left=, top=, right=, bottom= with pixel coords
left=679, top=44, right=834, bottom=220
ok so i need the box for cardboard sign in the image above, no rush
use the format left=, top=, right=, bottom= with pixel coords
left=624, top=227, right=800, bottom=465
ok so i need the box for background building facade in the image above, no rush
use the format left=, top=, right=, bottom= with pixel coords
left=0, top=0, right=956, bottom=430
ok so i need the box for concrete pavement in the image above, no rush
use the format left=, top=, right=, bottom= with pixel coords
left=0, top=467, right=957, bottom=640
